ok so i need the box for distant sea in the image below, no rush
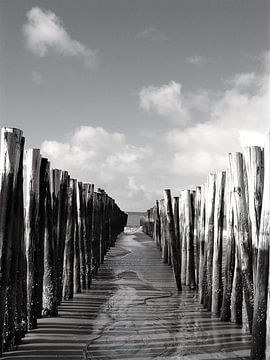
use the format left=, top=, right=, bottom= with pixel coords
left=126, top=212, right=146, bottom=227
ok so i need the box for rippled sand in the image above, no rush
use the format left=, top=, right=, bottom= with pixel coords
left=3, top=229, right=250, bottom=360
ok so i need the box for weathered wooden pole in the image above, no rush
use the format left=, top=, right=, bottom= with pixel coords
left=77, top=181, right=86, bottom=290
left=220, top=168, right=235, bottom=321
left=231, top=238, right=243, bottom=325
left=151, top=207, right=155, bottom=238
left=36, top=157, right=48, bottom=318
left=50, top=168, right=61, bottom=315
left=107, top=198, right=113, bottom=248
left=3, top=130, right=24, bottom=351
left=230, top=152, right=254, bottom=332
left=92, top=191, right=100, bottom=273
left=102, top=193, right=109, bottom=255
left=173, top=196, right=180, bottom=262
left=84, top=184, right=93, bottom=288
left=185, top=190, right=196, bottom=289
left=97, top=188, right=106, bottom=266
left=212, top=171, right=226, bottom=315
left=73, top=182, right=81, bottom=294
left=62, top=179, right=76, bottom=300
left=202, top=174, right=216, bottom=310
left=252, top=134, right=269, bottom=360
left=164, top=189, right=182, bottom=291
left=88, top=184, right=94, bottom=284
left=24, top=149, right=41, bottom=330
left=95, top=191, right=102, bottom=271
left=160, top=199, right=168, bottom=263
left=43, top=162, right=57, bottom=316
left=57, top=171, right=70, bottom=302
left=229, top=154, right=243, bottom=326
left=14, top=136, right=26, bottom=345
left=244, top=146, right=264, bottom=289
left=155, top=200, right=161, bottom=250
left=198, top=184, right=206, bottom=303
left=180, top=192, right=187, bottom=285
left=194, top=186, right=201, bottom=290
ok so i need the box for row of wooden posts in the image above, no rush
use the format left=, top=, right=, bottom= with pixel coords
left=0, top=127, right=127, bottom=356
left=142, top=132, right=270, bottom=360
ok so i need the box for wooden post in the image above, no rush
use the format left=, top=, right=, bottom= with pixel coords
left=83, top=184, right=91, bottom=288
left=57, top=171, right=70, bottom=302
left=2, top=130, right=24, bottom=352
left=73, top=182, right=81, bottom=294
left=164, top=189, right=182, bottom=291
left=107, top=197, right=113, bottom=248
left=160, top=199, right=168, bottom=263
left=198, top=184, right=206, bottom=303
left=230, top=152, right=254, bottom=332
left=229, top=153, right=243, bottom=326
left=95, top=191, right=102, bottom=271
left=252, top=134, right=269, bottom=359
left=91, top=192, right=98, bottom=273
left=173, top=196, right=180, bottom=262
left=102, top=193, right=109, bottom=255
left=212, top=171, right=226, bottom=315
left=77, top=182, right=86, bottom=290
left=24, top=149, right=41, bottom=330
left=89, top=183, right=94, bottom=265
left=155, top=200, right=161, bottom=250
left=203, top=174, right=216, bottom=310
left=14, top=136, right=26, bottom=345
left=180, top=192, right=187, bottom=285
left=220, top=168, right=236, bottom=321
left=194, top=186, right=201, bottom=290
left=43, top=162, right=57, bottom=316
left=62, top=179, right=76, bottom=300
left=183, top=190, right=195, bottom=289
left=231, top=240, right=243, bottom=325
left=147, top=209, right=151, bottom=236
left=244, top=146, right=264, bottom=289
left=36, top=158, right=48, bottom=318
left=50, top=169, right=61, bottom=315
left=97, top=188, right=105, bottom=267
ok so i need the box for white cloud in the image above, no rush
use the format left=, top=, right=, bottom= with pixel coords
left=139, top=81, right=214, bottom=125
left=135, top=26, right=167, bottom=42
left=186, top=55, right=205, bottom=67
left=211, top=73, right=269, bottom=129
left=40, top=64, right=269, bottom=211
left=172, top=151, right=227, bottom=176
left=41, top=126, right=155, bottom=210
left=239, top=130, right=265, bottom=148
left=139, top=81, right=191, bottom=125
left=224, top=72, right=266, bottom=94
left=23, top=7, right=97, bottom=68
left=162, top=70, right=269, bottom=184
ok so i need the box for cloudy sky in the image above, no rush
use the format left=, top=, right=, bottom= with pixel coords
left=0, top=0, right=269, bottom=211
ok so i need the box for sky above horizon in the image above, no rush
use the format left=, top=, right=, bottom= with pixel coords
left=0, top=0, right=269, bottom=211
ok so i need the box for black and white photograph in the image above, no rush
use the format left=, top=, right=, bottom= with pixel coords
left=0, top=0, right=269, bottom=359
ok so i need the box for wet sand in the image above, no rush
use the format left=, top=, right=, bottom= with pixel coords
left=3, top=229, right=250, bottom=360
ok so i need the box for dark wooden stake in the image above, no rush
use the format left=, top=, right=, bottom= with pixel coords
left=211, top=171, right=226, bottom=315
left=62, top=179, right=76, bottom=300
left=164, top=189, right=182, bottom=291
left=43, top=162, right=57, bottom=316
left=198, top=184, right=206, bottom=303
left=252, top=135, right=269, bottom=359
left=203, top=174, right=216, bottom=310
left=2, top=129, right=24, bottom=352
left=230, top=152, right=254, bottom=332
left=220, top=168, right=235, bottom=321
